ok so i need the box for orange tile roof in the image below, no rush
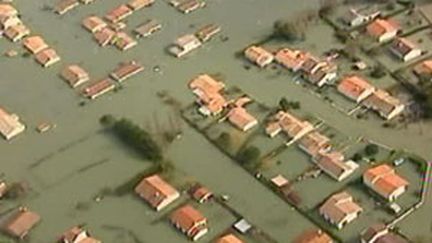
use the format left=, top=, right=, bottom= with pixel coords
left=189, top=74, right=227, bottom=115
left=364, top=164, right=409, bottom=198
left=23, top=36, right=48, bottom=54
left=135, top=174, right=179, bottom=209
left=105, top=4, right=133, bottom=23
left=82, top=16, right=107, bottom=33
left=217, top=234, right=244, bottom=243
left=61, top=65, right=89, bottom=87
left=0, top=4, right=18, bottom=17
left=294, top=229, right=333, bottom=243
left=170, top=205, right=207, bottom=233
left=4, top=208, right=40, bottom=239
left=337, top=75, right=375, bottom=101
left=35, top=48, right=60, bottom=67
left=275, top=48, right=309, bottom=69
left=227, top=107, right=258, bottom=131
left=414, top=60, right=432, bottom=75
left=319, top=191, right=362, bottom=226
left=127, top=0, right=154, bottom=10
left=367, top=19, right=399, bottom=37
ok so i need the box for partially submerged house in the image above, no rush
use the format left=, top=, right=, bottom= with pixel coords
left=319, top=192, right=363, bottom=229
left=227, top=106, right=258, bottom=132
left=93, top=27, right=116, bottom=46
left=190, top=185, right=213, bottom=204
left=171, top=0, right=206, bottom=14
left=337, top=75, right=375, bottom=103
left=216, top=234, right=244, bottom=243
left=389, top=37, right=422, bottom=62
left=244, top=45, right=274, bottom=68
left=0, top=106, right=25, bottom=140
left=23, top=36, right=48, bottom=54
left=0, top=15, right=21, bottom=30
left=55, top=0, right=79, bottom=15
left=413, top=59, right=432, bottom=77
left=363, top=164, right=409, bottom=201
left=61, top=65, right=90, bottom=88
left=134, top=19, right=161, bottom=38
left=127, top=0, right=154, bottom=11
left=362, top=89, right=404, bottom=120
left=170, top=205, right=208, bottom=241
left=35, top=48, right=61, bottom=68
left=188, top=74, right=227, bottom=116
left=82, top=78, right=115, bottom=99
left=110, top=61, right=144, bottom=82
left=4, top=23, right=30, bottom=42
left=342, top=6, right=380, bottom=27
left=135, top=174, right=180, bottom=211
left=265, top=110, right=314, bottom=141
left=361, top=224, right=408, bottom=243
left=299, top=55, right=337, bottom=87
left=366, top=18, right=400, bottom=43
left=275, top=48, right=309, bottom=71
left=105, top=4, right=133, bottom=23
left=82, top=16, right=107, bottom=33
left=169, top=34, right=202, bottom=58
left=312, top=150, right=359, bottom=181
left=195, top=24, right=220, bottom=42
left=3, top=207, right=40, bottom=239
left=293, top=229, right=333, bottom=243
left=298, top=131, right=331, bottom=157
left=113, top=32, right=137, bottom=51
left=59, top=226, right=101, bottom=243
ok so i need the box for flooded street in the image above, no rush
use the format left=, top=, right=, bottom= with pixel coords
left=0, top=0, right=431, bottom=242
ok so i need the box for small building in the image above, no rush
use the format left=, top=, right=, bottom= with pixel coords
left=135, top=174, right=180, bottom=211
left=233, top=219, right=252, bottom=234
left=59, top=226, right=101, bottom=243
left=0, top=106, right=25, bottom=140
left=113, top=32, right=137, bottom=51
left=362, top=89, right=404, bottom=120
left=337, top=75, right=375, bottom=103
left=110, top=61, right=144, bottom=82
left=188, top=74, right=227, bottom=116
left=105, top=4, right=133, bottom=23
left=366, top=18, right=399, bottom=43
left=293, top=229, right=333, bottom=243
left=35, top=48, right=61, bottom=68
left=61, top=65, right=90, bottom=88
left=169, top=34, right=202, bottom=58
left=270, top=174, right=289, bottom=188
left=82, top=16, right=107, bottom=33
left=266, top=111, right=314, bottom=141
left=244, top=45, right=274, bottom=68
left=342, top=6, right=380, bottom=27
left=298, top=132, right=331, bottom=157
left=389, top=37, right=422, bottom=62
left=134, top=19, right=161, bottom=38
left=0, top=15, right=21, bottom=30
left=363, top=164, right=409, bottom=201
left=195, top=24, right=221, bottom=42
left=413, top=59, right=432, bottom=77
left=82, top=78, right=115, bottom=99
left=319, top=191, right=363, bottom=229
left=3, top=207, right=40, bottom=239
left=127, top=0, right=154, bottom=11
left=216, top=234, right=243, bottom=243
left=171, top=0, right=206, bottom=14
left=190, top=185, right=213, bottom=203
left=4, top=23, right=30, bottom=42
left=93, top=27, right=116, bottom=46
left=313, top=150, right=359, bottom=181
left=170, top=205, right=208, bottom=241
left=227, top=107, right=258, bottom=132
left=23, top=36, right=48, bottom=54
left=55, top=0, right=79, bottom=15
left=275, top=48, right=309, bottom=71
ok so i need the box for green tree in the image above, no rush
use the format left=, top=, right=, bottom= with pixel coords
left=364, top=144, right=379, bottom=156
left=237, top=146, right=261, bottom=169
left=273, top=20, right=305, bottom=41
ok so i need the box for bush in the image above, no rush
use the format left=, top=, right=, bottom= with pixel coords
left=370, top=66, right=387, bottom=79
left=237, top=146, right=261, bottom=169
left=352, top=153, right=363, bottom=162
left=364, top=144, right=379, bottom=156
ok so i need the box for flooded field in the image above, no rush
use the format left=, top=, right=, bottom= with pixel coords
left=1, top=0, right=432, bottom=242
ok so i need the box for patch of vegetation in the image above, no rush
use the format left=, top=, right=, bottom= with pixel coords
left=237, top=146, right=261, bottom=170
left=216, top=132, right=232, bottom=151
left=370, top=65, right=387, bottom=79
left=364, top=144, right=379, bottom=156
left=279, top=98, right=301, bottom=111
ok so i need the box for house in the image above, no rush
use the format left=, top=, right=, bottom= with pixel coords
left=3, top=207, right=40, bottom=239
left=61, top=65, right=90, bottom=88
left=170, top=205, right=208, bottom=241
left=389, top=37, right=422, bottom=62
left=244, top=45, right=274, bottom=68
left=265, top=111, right=314, bottom=141
left=82, top=16, right=107, bottom=33
left=190, top=185, right=213, bottom=203
left=4, top=24, right=30, bottom=42
left=55, top=0, right=79, bottom=15
left=110, top=61, right=144, bottom=82
left=195, top=24, right=221, bottom=42
left=313, top=150, right=359, bottom=181
left=293, top=229, right=333, bottom=243
left=109, top=21, right=127, bottom=32
left=188, top=74, right=227, bottom=116
left=0, top=15, right=21, bottom=30
left=0, top=106, right=25, bottom=140
left=135, top=174, right=180, bottom=211
left=275, top=48, right=309, bottom=71
left=363, top=164, right=409, bottom=201
left=171, top=0, right=206, bottom=14
left=299, top=56, right=337, bottom=87
left=227, top=107, right=258, bottom=132
left=361, top=224, right=388, bottom=243
left=93, top=27, right=116, bottom=46
left=298, top=132, right=331, bottom=157
left=319, top=191, right=363, bottom=229
left=82, top=79, right=115, bottom=99
left=59, top=226, right=101, bottom=243
left=23, top=36, right=48, bottom=54
left=127, top=0, right=154, bottom=11
left=342, top=6, right=381, bottom=27
left=169, top=34, right=202, bottom=58
left=413, top=59, right=432, bottom=77
left=362, top=89, right=404, bottom=120
left=337, top=75, right=375, bottom=103
left=35, top=48, right=61, bottom=68
left=113, top=32, right=137, bottom=51
left=134, top=19, right=161, bottom=38
left=367, top=18, right=399, bottom=43
left=0, top=4, right=18, bottom=18
left=105, top=4, right=133, bottom=23
left=217, top=234, right=244, bottom=243
left=375, top=234, right=408, bottom=243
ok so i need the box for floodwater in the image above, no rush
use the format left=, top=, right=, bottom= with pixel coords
left=1, top=0, right=432, bottom=242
